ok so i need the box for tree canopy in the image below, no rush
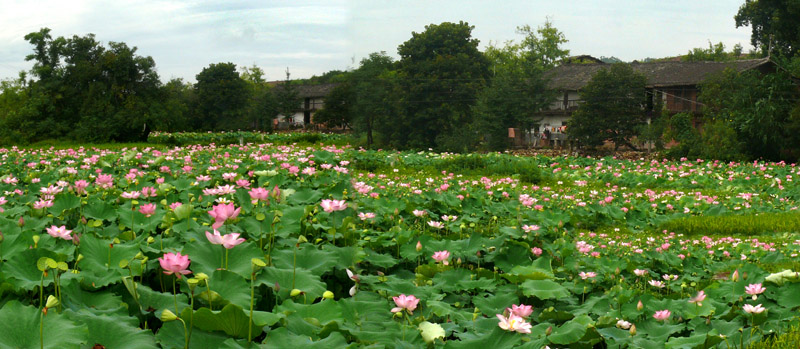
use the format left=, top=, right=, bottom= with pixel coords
left=567, top=63, right=648, bottom=149
left=735, top=0, right=800, bottom=57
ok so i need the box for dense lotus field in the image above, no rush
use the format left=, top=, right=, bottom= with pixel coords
left=0, top=140, right=799, bottom=348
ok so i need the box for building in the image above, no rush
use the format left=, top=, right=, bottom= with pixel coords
left=272, top=83, right=339, bottom=128
left=539, top=58, right=778, bottom=136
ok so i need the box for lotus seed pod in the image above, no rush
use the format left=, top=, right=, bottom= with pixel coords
left=323, top=291, right=334, bottom=300
left=45, top=295, right=59, bottom=309
left=290, top=289, right=303, bottom=297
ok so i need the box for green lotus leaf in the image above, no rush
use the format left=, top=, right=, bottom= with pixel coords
left=520, top=279, right=571, bottom=300
left=0, top=300, right=88, bottom=348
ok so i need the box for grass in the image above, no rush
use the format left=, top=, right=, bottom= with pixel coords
left=658, top=212, right=800, bottom=236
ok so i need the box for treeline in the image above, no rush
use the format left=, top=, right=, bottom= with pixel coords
left=0, top=28, right=305, bottom=144
left=314, top=20, right=569, bottom=152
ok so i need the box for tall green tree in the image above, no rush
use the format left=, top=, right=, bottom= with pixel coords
left=275, top=68, right=301, bottom=123
left=351, top=52, right=400, bottom=148
left=396, top=21, right=490, bottom=150
left=476, top=20, right=567, bottom=150
left=194, top=62, right=249, bottom=130
left=313, top=81, right=353, bottom=129
left=568, top=63, right=648, bottom=149
left=700, top=69, right=799, bottom=160
left=735, top=0, right=800, bottom=57
left=240, top=65, right=278, bottom=131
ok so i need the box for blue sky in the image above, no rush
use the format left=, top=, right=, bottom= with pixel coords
left=0, top=0, right=753, bottom=82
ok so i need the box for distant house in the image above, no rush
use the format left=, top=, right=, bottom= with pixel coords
left=539, top=57, right=778, bottom=136
left=272, top=83, right=339, bottom=127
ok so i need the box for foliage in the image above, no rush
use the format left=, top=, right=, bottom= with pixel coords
left=0, top=28, right=165, bottom=144
left=683, top=41, right=749, bottom=62
left=699, top=69, right=799, bottom=160
left=659, top=212, right=800, bottom=236
left=475, top=20, right=565, bottom=151
left=350, top=52, right=401, bottom=149
left=395, top=21, right=490, bottom=151
left=748, top=326, right=800, bottom=349
left=193, top=62, right=249, bottom=131
left=568, top=63, right=648, bottom=149
left=275, top=69, right=302, bottom=121
left=0, top=136, right=798, bottom=347
left=147, top=131, right=350, bottom=146
left=313, top=82, right=353, bottom=129
left=240, top=64, right=278, bottom=132
left=735, top=0, right=800, bottom=57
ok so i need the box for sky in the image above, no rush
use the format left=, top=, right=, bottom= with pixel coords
left=0, top=0, right=754, bottom=83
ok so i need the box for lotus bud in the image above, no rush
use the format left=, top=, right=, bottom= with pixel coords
left=732, top=270, right=739, bottom=282
left=76, top=254, right=84, bottom=263
left=195, top=272, right=209, bottom=281
left=32, top=235, right=40, bottom=247
left=274, top=282, right=280, bottom=292
left=322, top=291, right=334, bottom=300
left=637, top=300, right=643, bottom=311
left=630, top=324, right=637, bottom=336
left=416, top=241, right=422, bottom=252
left=147, top=236, right=155, bottom=244
left=546, top=326, right=552, bottom=336
left=297, top=235, right=308, bottom=244
left=290, top=289, right=303, bottom=297
left=615, top=267, right=620, bottom=275
left=18, top=217, right=24, bottom=227
left=45, top=295, right=59, bottom=309
left=160, top=309, right=178, bottom=322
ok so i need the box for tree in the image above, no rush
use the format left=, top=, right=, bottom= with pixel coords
left=396, top=21, right=490, bottom=150
left=567, top=63, right=648, bottom=149
left=275, top=68, right=301, bottom=125
left=240, top=64, right=278, bottom=131
left=194, top=62, right=249, bottom=130
left=699, top=69, right=799, bottom=160
left=475, top=20, right=567, bottom=150
left=313, top=82, right=353, bottom=129
left=516, top=20, right=570, bottom=69
left=735, top=0, right=800, bottom=57
left=350, top=52, right=400, bottom=148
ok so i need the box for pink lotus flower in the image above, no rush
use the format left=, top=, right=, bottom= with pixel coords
left=522, top=224, right=540, bottom=232
left=496, top=314, right=532, bottom=334
left=158, top=252, right=192, bottom=278
left=579, top=271, right=597, bottom=280
left=249, top=187, right=270, bottom=204
left=508, top=304, right=533, bottom=318
left=432, top=251, right=450, bottom=265
left=46, top=225, right=72, bottom=240
left=205, top=230, right=246, bottom=249
left=73, top=180, right=89, bottom=194
left=745, top=283, right=766, bottom=300
left=208, top=203, right=241, bottom=229
left=138, top=203, right=156, bottom=217
left=653, top=309, right=671, bottom=321
left=531, top=247, right=543, bottom=256
left=743, top=303, right=766, bottom=314
left=634, top=269, right=648, bottom=276
left=320, top=199, right=347, bottom=213
left=689, top=290, right=706, bottom=306
left=391, top=294, right=420, bottom=314
left=616, top=319, right=632, bottom=329
left=121, top=191, right=141, bottom=199
left=412, top=210, right=427, bottom=217
left=358, top=212, right=376, bottom=220
left=648, top=280, right=665, bottom=288
left=95, top=174, right=113, bottom=188
left=33, top=199, right=54, bottom=209
left=427, top=221, right=444, bottom=229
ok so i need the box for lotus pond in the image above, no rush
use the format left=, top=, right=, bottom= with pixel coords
left=0, top=139, right=799, bottom=348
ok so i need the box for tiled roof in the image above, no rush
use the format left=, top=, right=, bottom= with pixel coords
left=545, top=58, right=774, bottom=90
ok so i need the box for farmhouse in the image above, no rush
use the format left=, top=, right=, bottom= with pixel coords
left=273, top=83, right=339, bottom=128
left=539, top=57, right=778, bottom=138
